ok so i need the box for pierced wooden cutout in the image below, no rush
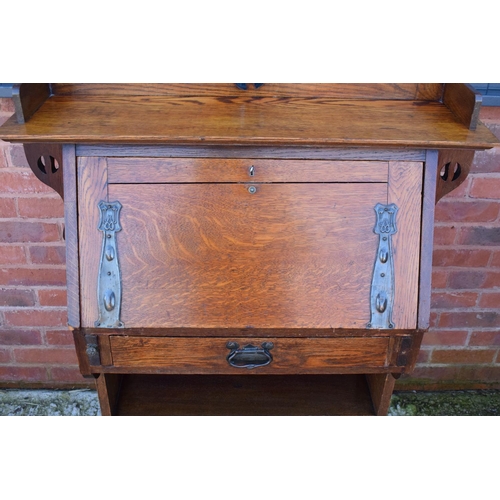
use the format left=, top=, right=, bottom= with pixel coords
left=435, top=149, right=474, bottom=203
left=23, top=143, right=64, bottom=199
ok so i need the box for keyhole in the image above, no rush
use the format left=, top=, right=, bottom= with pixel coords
left=249, top=166, right=255, bottom=176
left=37, top=155, right=60, bottom=175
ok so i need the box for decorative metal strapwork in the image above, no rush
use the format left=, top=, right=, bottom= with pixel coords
left=367, top=203, right=398, bottom=329
left=95, top=201, right=124, bottom=328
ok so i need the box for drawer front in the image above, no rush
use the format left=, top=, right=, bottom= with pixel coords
left=109, top=336, right=390, bottom=374
left=107, top=158, right=389, bottom=184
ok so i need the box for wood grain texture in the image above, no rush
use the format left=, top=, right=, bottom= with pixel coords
left=388, top=162, right=423, bottom=329
left=105, top=182, right=387, bottom=329
left=78, top=157, right=108, bottom=328
left=52, top=83, right=441, bottom=100
left=98, top=335, right=113, bottom=366
left=11, top=83, right=51, bottom=123
left=1, top=96, right=498, bottom=149
left=77, top=145, right=426, bottom=161
left=107, top=158, right=388, bottom=184
left=443, top=83, right=482, bottom=130
left=23, top=143, right=64, bottom=199
left=366, top=373, right=396, bottom=416
left=62, top=144, right=80, bottom=327
left=115, top=374, right=376, bottom=416
left=73, top=330, right=91, bottom=376
left=109, top=336, right=390, bottom=373
left=418, top=150, right=438, bottom=329
left=95, top=373, right=123, bottom=416
left=435, top=149, right=474, bottom=203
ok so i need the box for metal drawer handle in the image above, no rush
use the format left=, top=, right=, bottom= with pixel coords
left=226, top=341, right=274, bottom=369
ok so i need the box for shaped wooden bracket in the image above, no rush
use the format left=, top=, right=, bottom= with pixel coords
left=23, top=143, right=64, bottom=199
left=435, top=149, right=474, bottom=203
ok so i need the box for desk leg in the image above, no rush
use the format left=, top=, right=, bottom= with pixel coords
left=366, top=373, right=396, bottom=416
left=95, top=374, right=123, bottom=416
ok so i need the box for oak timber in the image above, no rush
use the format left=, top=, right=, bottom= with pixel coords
left=1, top=96, right=498, bottom=148
left=115, top=374, right=376, bottom=416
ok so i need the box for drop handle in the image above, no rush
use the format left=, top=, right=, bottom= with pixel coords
left=226, top=341, right=274, bottom=369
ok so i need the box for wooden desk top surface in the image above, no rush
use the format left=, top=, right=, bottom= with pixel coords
left=1, top=94, right=498, bottom=149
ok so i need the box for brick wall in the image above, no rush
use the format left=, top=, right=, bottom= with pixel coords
left=0, top=98, right=499, bottom=389
left=0, top=98, right=86, bottom=387
left=399, top=107, right=500, bottom=389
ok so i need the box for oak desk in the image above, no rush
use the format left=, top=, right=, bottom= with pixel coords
left=2, top=83, right=498, bottom=415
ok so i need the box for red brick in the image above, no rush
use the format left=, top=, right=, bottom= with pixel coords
left=13, top=347, right=78, bottom=365
left=433, top=226, right=458, bottom=245
left=0, top=246, right=26, bottom=265
left=0, top=268, right=66, bottom=286
left=431, top=270, right=448, bottom=288
left=4, top=309, right=67, bottom=327
left=458, top=227, right=500, bottom=246
left=492, top=251, right=500, bottom=267
left=431, top=291, right=478, bottom=309
left=0, top=366, right=48, bottom=382
left=6, top=144, right=29, bottom=168
left=416, top=349, right=431, bottom=363
left=429, top=311, right=439, bottom=328
left=470, top=177, right=500, bottom=199
left=50, top=367, right=89, bottom=384
left=46, top=329, right=75, bottom=346
left=483, top=271, right=500, bottom=288
left=29, top=246, right=66, bottom=265
left=422, top=330, right=468, bottom=346
left=0, top=348, right=12, bottom=363
left=434, top=200, right=500, bottom=223
left=0, top=288, right=36, bottom=307
left=431, top=349, right=496, bottom=364
left=433, top=249, right=491, bottom=267
left=469, top=331, right=500, bottom=347
left=0, top=98, right=15, bottom=114
left=0, top=171, right=53, bottom=194
left=448, top=270, right=487, bottom=289
left=0, top=198, right=16, bottom=217
left=441, top=177, right=470, bottom=198
left=0, top=329, right=43, bottom=346
left=439, top=311, right=500, bottom=328
left=17, top=197, right=64, bottom=218
left=0, top=221, right=60, bottom=243
left=38, top=289, right=67, bottom=307
left=478, top=292, right=500, bottom=308
left=0, top=144, right=7, bottom=168
left=471, top=147, right=500, bottom=173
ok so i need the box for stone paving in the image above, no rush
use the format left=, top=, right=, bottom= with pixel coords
left=1, top=388, right=499, bottom=416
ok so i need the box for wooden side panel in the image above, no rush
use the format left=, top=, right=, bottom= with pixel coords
left=52, top=83, right=438, bottom=100
left=443, top=83, right=482, bottom=130
left=418, top=151, right=438, bottom=329
left=12, top=83, right=51, bottom=123
left=415, top=83, right=444, bottom=101
left=366, top=373, right=396, bottom=416
left=108, top=182, right=386, bottom=329
left=95, top=373, right=123, bottom=416
left=78, top=157, right=108, bottom=328
left=110, top=337, right=390, bottom=374
left=63, top=144, right=80, bottom=327
left=388, top=162, right=423, bottom=329
left=107, top=158, right=388, bottom=184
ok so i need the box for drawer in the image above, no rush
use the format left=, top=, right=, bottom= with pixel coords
left=106, top=158, right=389, bottom=183
left=109, top=336, right=391, bottom=374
